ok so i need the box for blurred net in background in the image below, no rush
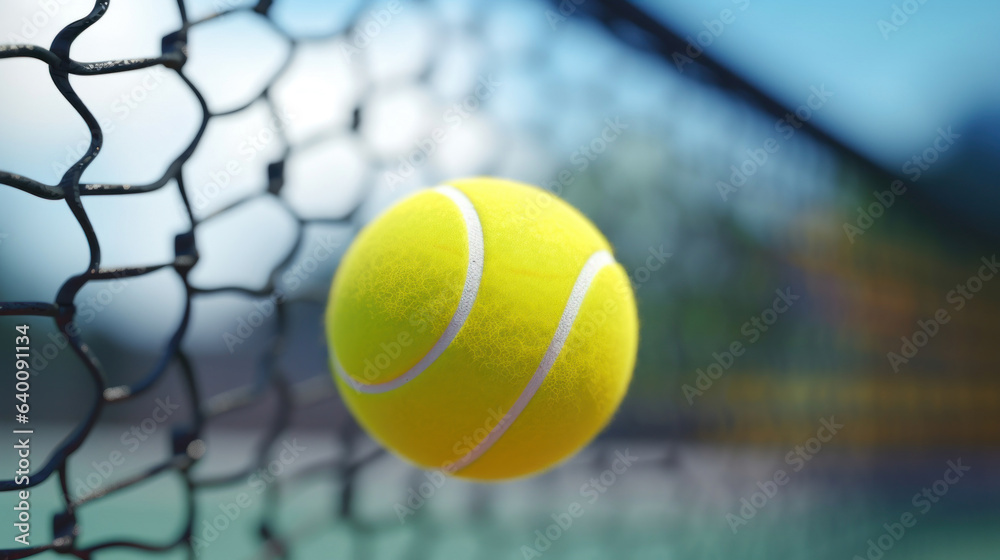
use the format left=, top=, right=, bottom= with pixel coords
left=1, top=0, right=998, bottom=559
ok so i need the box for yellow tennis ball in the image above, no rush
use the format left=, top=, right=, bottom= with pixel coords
left=325, top=177, right=638, bottom=480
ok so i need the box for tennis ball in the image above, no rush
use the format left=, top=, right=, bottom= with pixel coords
left=325, top=177, right=637, bottom=480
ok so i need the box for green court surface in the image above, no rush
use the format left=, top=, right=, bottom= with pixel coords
left=5, top=425, right=997, bottom=559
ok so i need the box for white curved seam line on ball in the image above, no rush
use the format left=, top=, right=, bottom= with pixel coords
left=334, top=185, right=485, bottom=394
left=450, top=249, right=616, bottom=473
